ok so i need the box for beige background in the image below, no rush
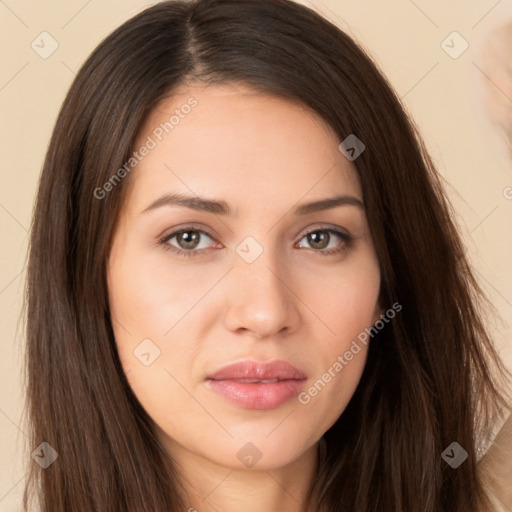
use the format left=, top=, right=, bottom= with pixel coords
left=1, top=0, right=511, bottom=509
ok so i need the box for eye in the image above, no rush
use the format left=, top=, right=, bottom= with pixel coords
left=296, top=227, right=353, bottom=256
left=159, top=227, right=220, bottom=258
left=158, top=225, right=354, bottom=259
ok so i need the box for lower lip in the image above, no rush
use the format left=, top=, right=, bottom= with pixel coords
left=206, top=379, right=306, bottom=409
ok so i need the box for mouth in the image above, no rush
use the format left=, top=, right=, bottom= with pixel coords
left=205, top=360, right=307, bottom=410
left=218, top=378, right=284, bottom=383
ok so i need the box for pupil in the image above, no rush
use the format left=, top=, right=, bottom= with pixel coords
left=179, top=230, right=199, bottom=249
left=309, top=231, right=328, bottom=249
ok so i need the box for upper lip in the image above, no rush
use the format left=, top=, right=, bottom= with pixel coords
left=206, top=360, right=307, bottom=381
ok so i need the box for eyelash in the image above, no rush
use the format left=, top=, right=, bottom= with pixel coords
left=158, top=224, right=354, bottom=259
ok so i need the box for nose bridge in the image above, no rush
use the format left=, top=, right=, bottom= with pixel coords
left=234, top=233, right=288, bottom=301
left=223, top=233, right=300, bottom=337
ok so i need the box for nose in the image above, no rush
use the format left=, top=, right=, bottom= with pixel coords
left=223, top=246, right=301, bottom=339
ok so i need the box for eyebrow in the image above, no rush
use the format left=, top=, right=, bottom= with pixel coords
left=140, top=192, right=364, bottom=216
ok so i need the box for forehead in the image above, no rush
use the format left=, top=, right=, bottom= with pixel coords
left=125, top=82, right=362, bottom=214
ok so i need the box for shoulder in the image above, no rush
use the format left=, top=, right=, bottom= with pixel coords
left=477, top=411, right=512, bottom=512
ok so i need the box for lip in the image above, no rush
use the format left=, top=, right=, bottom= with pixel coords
left=205, top=360, right=307, bottom=410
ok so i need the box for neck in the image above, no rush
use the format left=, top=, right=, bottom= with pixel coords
left=170, top=439, right=323, bottom=512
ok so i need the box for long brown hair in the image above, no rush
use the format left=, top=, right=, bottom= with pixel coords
left=21, top=0, right=511, bottom=510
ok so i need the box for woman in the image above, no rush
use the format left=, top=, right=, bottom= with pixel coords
left=22, top=0, right=511, bottom=511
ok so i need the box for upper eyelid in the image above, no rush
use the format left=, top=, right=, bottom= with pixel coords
left=161, top=225, right=216, bottom=241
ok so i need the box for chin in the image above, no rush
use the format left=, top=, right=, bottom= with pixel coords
left=206, top=435, right=317, bottom=471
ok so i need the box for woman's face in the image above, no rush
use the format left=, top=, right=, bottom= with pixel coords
left=107, top=82, right=383, bottom=471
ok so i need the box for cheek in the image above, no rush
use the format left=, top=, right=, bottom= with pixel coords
left=299, top=345, right=368, bottom=433
left=295, top=253, right=380, bottom=426
left=107, top=255, right=199, bottom=426
left=306, top=251, right=381, bottom=340
left=297, top=295, right=374, bottom=435
left=107, top=247, right=218, bottom=407
left=107, top=246, right=214, bottom=344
